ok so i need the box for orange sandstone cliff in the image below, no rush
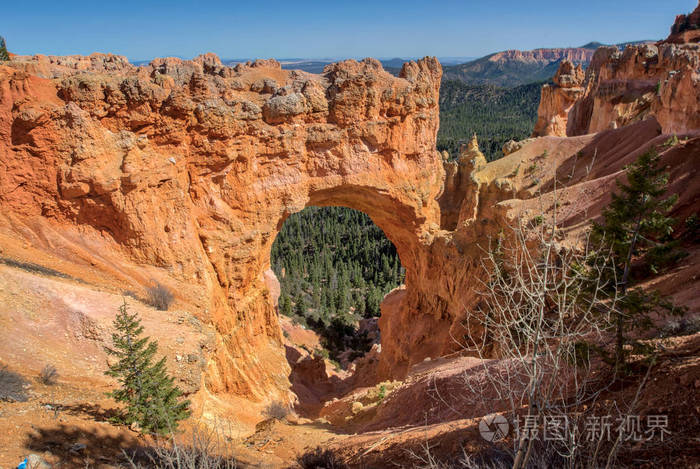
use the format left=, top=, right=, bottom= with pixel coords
left=531, top=59, right=585, bottom=137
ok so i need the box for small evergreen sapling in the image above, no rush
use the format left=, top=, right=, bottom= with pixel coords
left=588, top=149, right=686, bottom=372
left=104, top=300, right=190, bottom=434
left=0, top=37, right=9, bottom=61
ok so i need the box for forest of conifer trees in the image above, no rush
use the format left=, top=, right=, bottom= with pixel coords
left=271, top=207, right=404, bottom=359
left=437, top=79, right=542, bottom=160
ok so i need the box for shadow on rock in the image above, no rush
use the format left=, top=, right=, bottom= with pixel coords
left=23, top=423, right=142, bottom=466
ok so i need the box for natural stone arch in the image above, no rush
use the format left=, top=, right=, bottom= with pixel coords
left=262, top=184, right=434, bottom=369
left=0, top=52, right=493, bottom=411
left=201, top=101, right=448, bottom=402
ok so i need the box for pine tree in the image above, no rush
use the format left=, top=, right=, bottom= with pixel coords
left=0, top=37, right=9, bottom=61
left=280, top=294, right=293, bottom=317
left=312, top=286, right=321, bottom=309
left=104, top=300, right=191, bottom=435
left=589, top=149, right=685, bottom=372
left=294, top=294, right=307, bottom=317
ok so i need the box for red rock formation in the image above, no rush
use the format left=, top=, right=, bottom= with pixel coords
left=667, top=1, right=700, bottom=44
left=532, top=60, right=585, bottom=136
left=567, top=42, right=700, bottom=135
left=534, top=9, right=700, bottom=138
left=533, top=8, right=700, bottom=138
left=8, top=53, right=135, bottom=78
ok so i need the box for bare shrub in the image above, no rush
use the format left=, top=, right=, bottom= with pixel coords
left=262, top=401, right=289, bottom=420
left=659, top=316, right=700, bottom=338
left=123, top=290, right=140, bottom=300
left=39, top=364, right=58, bottom=385
left=146, top=282, right=174, bottom=311
left=0, top=365, right=28, bottom=402
left=124, top=425, right=241, bottom=469
left=455, top=189, right=650, bottom=469
left=298, top=447, right=347, bottom=469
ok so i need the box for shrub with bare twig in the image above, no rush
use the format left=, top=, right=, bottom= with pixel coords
left=454, top=187, right=653, bottom=469
left=262, top=401, right=290, bottom=420
left=39, top=364, right=58, bottom=385
left=146, top=282, right=175, bottom=311
left=409, top=442, right=564, bottom=468
left=125, top=425, right=241, bottom=469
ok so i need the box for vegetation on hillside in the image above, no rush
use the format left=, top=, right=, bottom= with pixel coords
left=437, top=79, right=542, bottom=160
left=272, top=207, right=404, bottom=360
left=466, top=148, right=689, bottom=468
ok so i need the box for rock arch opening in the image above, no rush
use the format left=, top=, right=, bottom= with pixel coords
left=271, top=205, right=405, bottom=367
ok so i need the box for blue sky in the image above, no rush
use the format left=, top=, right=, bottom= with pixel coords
left=2, top=0, right=695, bottom=61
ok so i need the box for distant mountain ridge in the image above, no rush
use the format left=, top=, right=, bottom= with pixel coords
left=443, top=40, right=655, bottom=86
left=484, top=47, right=594, bottom=65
